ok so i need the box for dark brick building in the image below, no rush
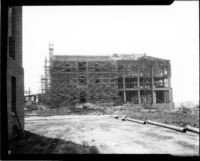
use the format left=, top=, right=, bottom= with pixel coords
left=7, top=6, right=24, bottom=140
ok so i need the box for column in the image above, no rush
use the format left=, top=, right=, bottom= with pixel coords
left=152, top=77, right=156, bottom=104
left=169, top=88, right=173, bottom=103
left=123, top=76, right=126, bottom=102
left=151, top=66, right=156, bottom=104
left=168, top=77, right=171, bottom=88
left=137, top=77, right=141, bottom=105
left=137, top=77, right=140, bottom=87
left=138, top=90, right=141, bottom=105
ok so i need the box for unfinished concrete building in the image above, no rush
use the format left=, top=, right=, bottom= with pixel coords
left=7, top=6, right=24, bottom=140
left=42, top=45, right=174, bottom=110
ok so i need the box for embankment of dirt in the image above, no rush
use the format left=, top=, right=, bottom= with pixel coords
left=103, top=107, right=199, bottom=128
left=25, top=102, right=199, bottom=128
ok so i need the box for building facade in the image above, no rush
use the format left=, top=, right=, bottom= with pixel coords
left=43, top=45, right=174, bottom=110
left=7, top=6, right=24, bottom=140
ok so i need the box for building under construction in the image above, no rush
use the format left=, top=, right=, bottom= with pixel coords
left=41, top=44, right=174, bottom=110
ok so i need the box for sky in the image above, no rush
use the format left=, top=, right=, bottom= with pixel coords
left=22, top=1, right=199, bottom=106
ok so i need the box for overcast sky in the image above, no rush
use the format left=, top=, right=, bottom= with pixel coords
left=22, top=1, right=199, bottom=105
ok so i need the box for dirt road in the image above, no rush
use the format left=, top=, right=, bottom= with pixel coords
left=25, top=115, right=199, bottom=155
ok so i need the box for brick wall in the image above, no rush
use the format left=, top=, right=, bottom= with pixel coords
left=7, top=6, right=24, bottom=140
left=7, top=58, right=24, bottom=140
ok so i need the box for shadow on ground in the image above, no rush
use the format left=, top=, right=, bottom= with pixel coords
left=8, top=131, right=99, bottom=154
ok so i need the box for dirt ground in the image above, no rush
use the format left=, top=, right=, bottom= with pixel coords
left=10, top=115, right=199, bottom=155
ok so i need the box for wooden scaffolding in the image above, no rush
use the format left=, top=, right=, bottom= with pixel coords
left=42, top=53, right=120, bottom=107
left=41, top=44, right=173, bottom=108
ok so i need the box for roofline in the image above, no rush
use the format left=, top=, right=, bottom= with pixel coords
left=52, top=54, right=170, bottom=62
